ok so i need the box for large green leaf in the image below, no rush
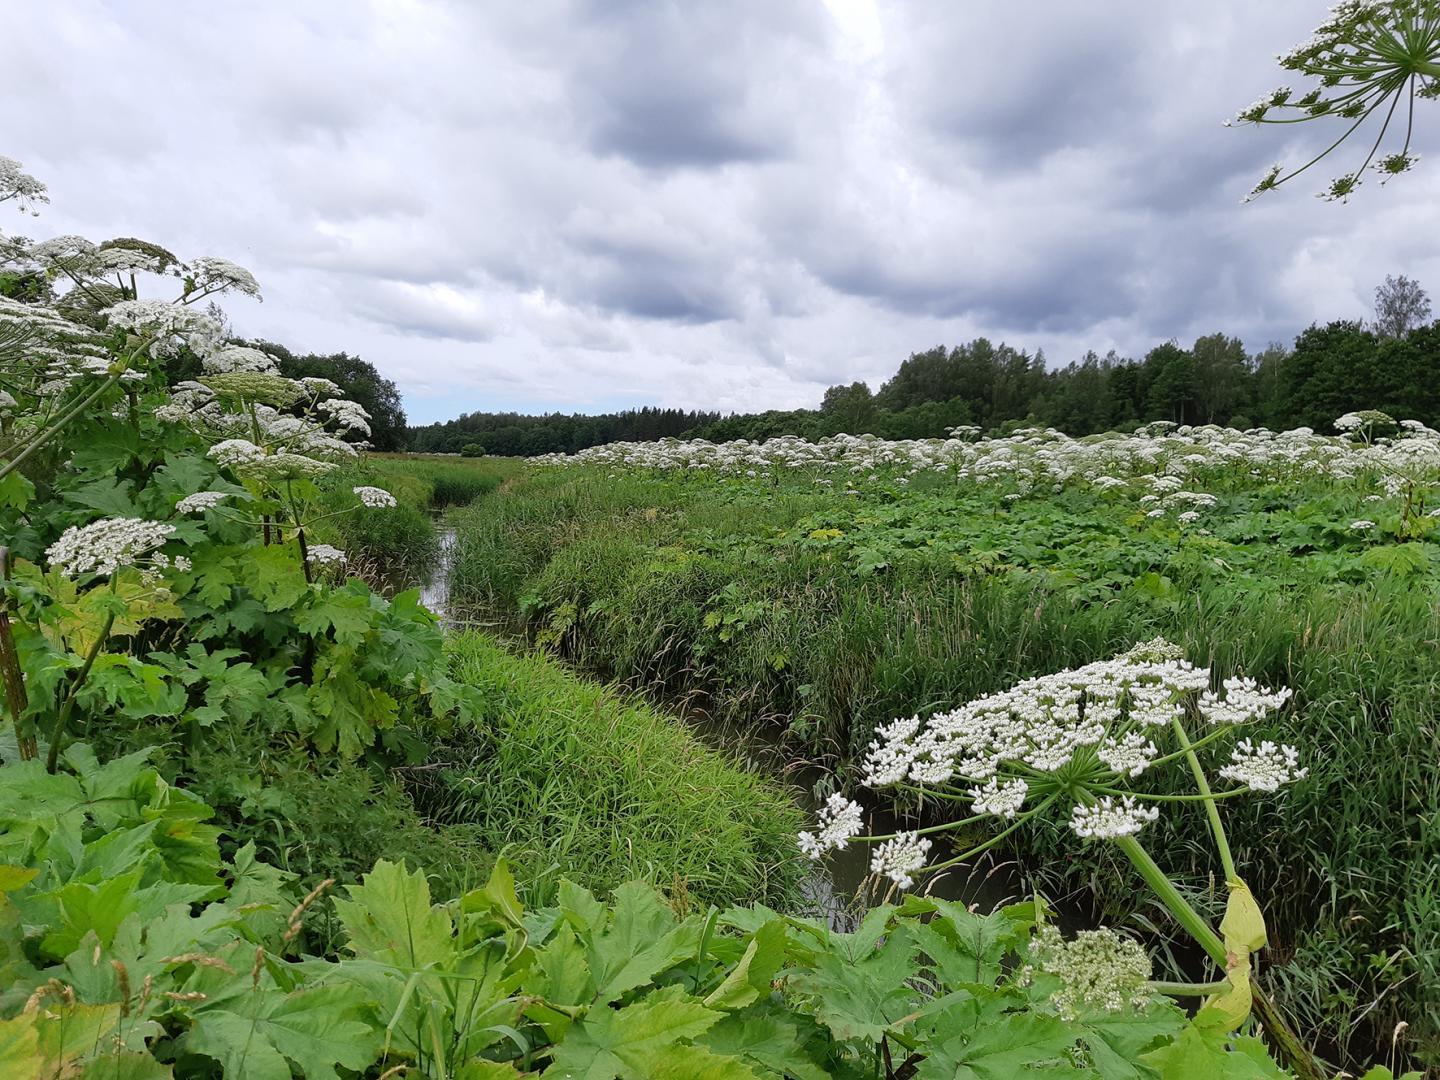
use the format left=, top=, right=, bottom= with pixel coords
left=184, top=984, right=378, bottom=1080
left=543, top=988, right=725, bottom=1079
left=245, top=543, right=310, bottom=612
left=583, top=881, right=703, bottom=1005
left=916, top=1012, right=1076, bottom=1080
left=703, top=918, right=787, bottom=1011
left=1140, top=1018, right=1290, bottom=1079
left=333, top=859, right=455, bottom=969
left=1070, top=1003, right=1187, bottom=1079
left=785, top=922, right=918, bottom=1043
left=701, top=1011, right=832, bottom=1080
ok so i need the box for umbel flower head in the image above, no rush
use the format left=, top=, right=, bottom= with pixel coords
left=353, top=485, right=397, bottom=508
left=45, top=518, right=176, bottom=578
left=1023, top=924, right=1152, bottom=1020
left=0, top=155, right=49, bottom=215
left=305, top=544, right=347, bottom=567
left=175, top=491, right=232, bottom=514
left=799, top=641, right=1302, bottom=892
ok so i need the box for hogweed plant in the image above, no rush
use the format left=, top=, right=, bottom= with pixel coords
left=1232, top=0, right=1440, bottom=202
left=0, top=153, right=400, bottom=766
left=799, top=638, right=1326, bottom=1075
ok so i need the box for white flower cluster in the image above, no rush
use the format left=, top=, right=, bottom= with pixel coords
left=352, top=485, right=397, bottom=508
left=534, top=420, right=1440, bottom=505
left=45, top=518, right=176, bottom=578
left=1197, top=677, right=1293, bottom=727
left=101, top=299, right=222, bottom=359
left=175, top=491, right=231, bottom=514
left=0, top=154, right=48, bottom=214
left=208, top=439, right=267, bottom=468
left=969, top=776, right=1029, bottom=818
left=1069, top=796, right=1160, bottom=840
left=300, top=377, right=341, bottom=396
left=868, top=831, right=932, bottom=890
left=800, top=641, right=1299, bottom=884
left=0, top=297, right=112, bottom=392
left=1024, top=924, right=1152, bottom=1020
left=202, top=345, right=279, bottom=375
left=171, top=382, right=365, bottom=484
left=320, top=398, right=372, bottom=437
left=1219, top=739, right=1308, bottom=792
left=305, top=544, right=348, bottom=567
left=859, top=652, right=1211, bottom=794
left=186, top=256, right=262, bottom=299
left=1097, top=731, right=1158, bottom=778
left=797, top=794, right=864, bottom=859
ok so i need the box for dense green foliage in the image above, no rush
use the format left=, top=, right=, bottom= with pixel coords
left=5, top=154, right=1415, bottom=1078
left=6, top=747, right=1350, bottom=1079
left=448, top=453, right=1440, bottom=1069
left=0, top=163, right=847, bottom=1076
left=434, top=633, right=805, bottom=908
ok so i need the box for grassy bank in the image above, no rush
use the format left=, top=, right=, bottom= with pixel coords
left=446, top=460, right=1440, bottom=1066
left=428, top=631, right=807, bottom=909
left=127, top=627, right=804, bottom=924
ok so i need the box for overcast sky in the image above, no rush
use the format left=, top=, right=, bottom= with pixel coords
left=9, top=2, right=1439, bottom=424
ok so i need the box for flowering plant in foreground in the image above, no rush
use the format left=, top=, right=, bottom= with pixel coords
left=801, top=638, right=1308, bottom=1041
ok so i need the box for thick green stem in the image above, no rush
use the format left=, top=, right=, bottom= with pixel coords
left=0, top=547, right=33, bottom=760
left=1171, top=716, right=1237, bottom=880
left=1112, top=834, right=1226, bottom=966
left=1251, top=982, right=1327, bottom=1080
left=1148, top=978, right=1232, bottom=997
left=46, top=607, right=117, bottom=774
left=0, top=373, right=122, bottom=482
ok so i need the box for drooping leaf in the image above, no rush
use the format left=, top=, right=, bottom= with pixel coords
left=703, top=918, right=787, bottom=1011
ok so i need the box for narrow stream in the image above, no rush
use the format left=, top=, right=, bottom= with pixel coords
left=419, top=526, right=458, bottom=622
left=418, top=523, right=1026, bottom=927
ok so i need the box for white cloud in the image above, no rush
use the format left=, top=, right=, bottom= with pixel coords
left=6, top=0, right=1435, bottom=423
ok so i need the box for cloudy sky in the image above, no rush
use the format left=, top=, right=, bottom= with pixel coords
left=9, top=1, right=1439, bottom=424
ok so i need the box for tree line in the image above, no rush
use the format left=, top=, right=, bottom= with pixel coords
left=406, top=406, right=722, bottom=456
left=406, top=277, right=1439, bottom=453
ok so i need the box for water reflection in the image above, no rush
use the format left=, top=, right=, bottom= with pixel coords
left=420, top=527, right=457, bottom=622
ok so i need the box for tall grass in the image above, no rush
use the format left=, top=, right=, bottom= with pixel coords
left=448, top=463, right=1440, bottom=1068
left=430, top=631, right=806, bottom=909
left=311, top=455, right=524, bottom=587
left=366, top=453, right=523, bottom=508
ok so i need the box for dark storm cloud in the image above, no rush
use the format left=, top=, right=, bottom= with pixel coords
left=558, top=0, right=831, bottom=168
left=7, top=0, right=1437, bottom=422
